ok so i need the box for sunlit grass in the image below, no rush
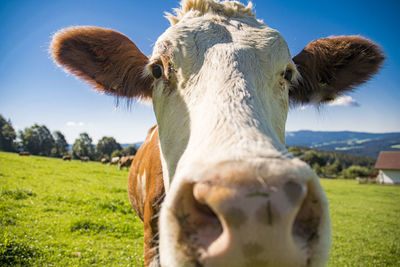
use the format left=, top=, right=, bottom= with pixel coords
left=0, top=151, right=399, bottom=266
left=322, top=179, right=400, bottom=267
left=0, top=152, right=144, bottom=266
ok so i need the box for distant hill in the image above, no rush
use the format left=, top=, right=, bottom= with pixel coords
left=121, top=142, right=143, bottom=149
left=286, top=131, right=400, bottom=158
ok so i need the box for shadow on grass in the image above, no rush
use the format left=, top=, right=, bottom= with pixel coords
left=0, top=234, right=41, bottom=266
left=1, top=189, right=36, bottom=200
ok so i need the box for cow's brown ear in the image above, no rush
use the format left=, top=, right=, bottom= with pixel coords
left=290, top=36, right=384, bottom=104
left=51, top=26, right=152, bottom=99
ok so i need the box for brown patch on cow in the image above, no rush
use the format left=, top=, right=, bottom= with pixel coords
left=225, top=207, right=246, bottom=228
left=291, top=36, right=384, bottom=104
left=127, top=125, right=164, bottom=266
left=51, top=26, right=153, bottom=99
left=62, top=155, right=71, bottom=161
left=118, top=155, right=135, bottom=170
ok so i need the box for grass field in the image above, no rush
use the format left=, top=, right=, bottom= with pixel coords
left=1, top=151, right=399, bottom=266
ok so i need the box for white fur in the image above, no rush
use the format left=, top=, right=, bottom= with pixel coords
left=146, top=1, right=329, bottom=266
left=141, top=170, right=147, bottom=201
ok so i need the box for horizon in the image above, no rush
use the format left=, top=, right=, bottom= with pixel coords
left=1, top=0, right=399, bottom=144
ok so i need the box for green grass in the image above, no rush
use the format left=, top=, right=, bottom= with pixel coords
left=322, top=179, right=400, bottom=267
left=1, top=151, right=399, bottom=266
left=0, top=152, right=144, bottom=266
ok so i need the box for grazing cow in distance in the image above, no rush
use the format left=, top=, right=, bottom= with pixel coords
left=80, top=156, right=89, bottom=162
left=101, top=157, right=108, bottom=164
left=62, top=155, right=71, bottom=161
left=18, top=151, right=30, bottom=156
left=118, top=155, right=135, bottom=170
left=51, top=0, right=384, bottom=266
left=110, top=157, right=120, bottom=165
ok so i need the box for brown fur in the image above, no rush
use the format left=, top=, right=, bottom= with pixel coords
left=127, top=125, right=164, bottom=266
left=62, top=155, right=71, bottom=160
left=291, top=36, right=384, bottom=104
left=50, top=27, right=152, bottom=99
left=118, top=155, right=135, bottom=170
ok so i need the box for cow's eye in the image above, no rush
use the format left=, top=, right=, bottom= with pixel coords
left=151, top=64, right=163, bottom=79
left=284, top=69, right=293, bottom=82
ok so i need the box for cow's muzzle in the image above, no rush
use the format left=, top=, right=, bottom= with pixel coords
left=162, top=159, right=330, bottom=267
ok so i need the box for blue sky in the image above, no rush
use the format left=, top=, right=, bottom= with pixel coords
left=0, top=0, right=399, bottom=144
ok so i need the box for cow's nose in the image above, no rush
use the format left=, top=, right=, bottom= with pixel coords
left=173, top=163, right=326, bottom=266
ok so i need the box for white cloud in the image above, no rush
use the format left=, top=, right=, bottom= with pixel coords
left=300, top=105, right=310, bottom=111
left=66, top=121, right=85, bottom=127
left=328, top=95, right=360, bottom=107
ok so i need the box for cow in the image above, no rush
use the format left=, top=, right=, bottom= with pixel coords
left=101, top=157, right=108, bottom=164
left=18, top=151, right=30, bottom=156
left=50, top=0, right=384, bottom=266
left=80, top=156, right=89, bottom=162
left=62, top=155, right=71, bottom=161
left=110, top=156, right=120, bottom=165
left=118, top=155, right=135, bottom=170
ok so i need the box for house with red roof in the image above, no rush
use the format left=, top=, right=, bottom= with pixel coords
left=375, top=151, right=400, bottom=184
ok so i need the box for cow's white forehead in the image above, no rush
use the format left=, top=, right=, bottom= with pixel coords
left=152, top=12, right=294, bottom=86
left=154, top=12, right=290, bottom=59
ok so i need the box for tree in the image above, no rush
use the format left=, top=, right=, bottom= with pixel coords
left=52, top=131, right=69, bottom=157
left=111, top=149, right=123, bottom=158
left=288, top=146, right=302, bottom=157
left=71, top=133, right=94, bottom=159
left=301, top=151, right=326, bottom=167
left=95, top=136, right=122, bottom=160
left=341, top=165, right=371, bottom=179
left=0, top=115, right=16, bottom=152
left=312, top=163, right=323, bottom=176
left=18, top=124, right=55, bottom=156
left=122, top=145, right=137, bottom=156
left=325, top=159, right=342, bottom=177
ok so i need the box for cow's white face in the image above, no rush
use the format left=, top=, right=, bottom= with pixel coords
left=151, top=13, right=296, bottom=186
left=150, top=9, right=330, bottom=267
left=50, top=1, right=383, bottom=266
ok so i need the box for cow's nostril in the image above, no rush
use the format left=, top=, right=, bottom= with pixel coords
left=175, top=183, right=223, bottom=255
left=283, top=180, right=306, bottom=206
left=292, top=182, right=323, bottom=251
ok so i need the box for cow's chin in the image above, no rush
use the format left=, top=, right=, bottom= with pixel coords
left=158, top=160, right=331, bottom=267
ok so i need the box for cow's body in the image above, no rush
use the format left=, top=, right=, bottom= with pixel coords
left=62, top=155, right=71, bottom=161
left=51, top=0, right=383, bottom=266
left=110, top=156, right=120, bottom=165
left=128, top=125, right=164, bottom=265
left=119, top=155, right=135, bottom=170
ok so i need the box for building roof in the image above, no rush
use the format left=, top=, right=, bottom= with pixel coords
left=375, top=151, right=400, bottom=170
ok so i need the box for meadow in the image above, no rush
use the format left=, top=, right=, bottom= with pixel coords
left=1, top=151, right=399, bottom=266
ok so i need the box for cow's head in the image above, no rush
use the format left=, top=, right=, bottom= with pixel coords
left=51, top=0, right=383, bottom=266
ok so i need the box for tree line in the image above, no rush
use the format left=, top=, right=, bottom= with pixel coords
left=0, top=114, right=136, bottom=161
left=0, top=114, right=376, bottom=177
left=288, top=146, right=377, bottom=178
